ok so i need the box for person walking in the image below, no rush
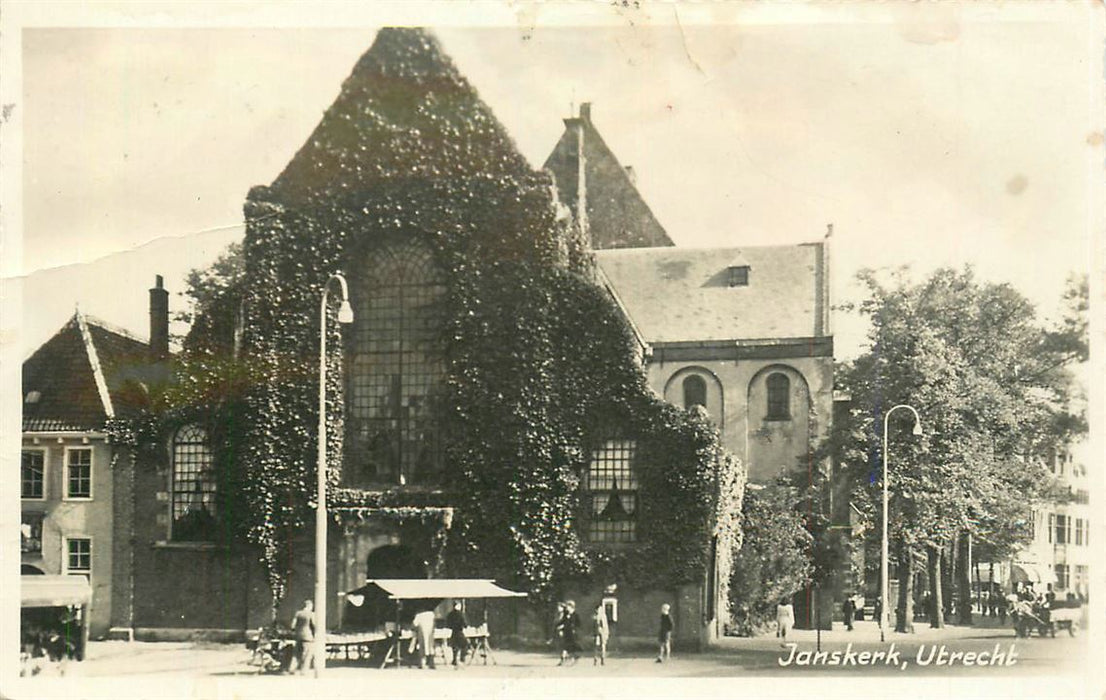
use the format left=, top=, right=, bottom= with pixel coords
left=873, top=596, right=883, bottom=628
left=291, top=599, right=316, bottom=675
left=656, top=603, right=673, bottom=663
left=776, top=598, right=794, bottom=647
left=592, top=603, right=609, bottom=666
left=842, top=597, right=855, bottom=631
left=556, top=601, right=581, bottom=665
left=446, top=602, right=468, bottom=667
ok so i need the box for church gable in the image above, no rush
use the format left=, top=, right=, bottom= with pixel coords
left=266, top=27, right=534, bottom=208
left=544, top=103, right=674, bottom=250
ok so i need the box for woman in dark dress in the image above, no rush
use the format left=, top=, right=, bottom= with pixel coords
left=557, top=600, right=581, bottom=665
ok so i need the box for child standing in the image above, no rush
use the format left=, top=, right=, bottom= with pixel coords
left=655, top=603, right=673, bottom=663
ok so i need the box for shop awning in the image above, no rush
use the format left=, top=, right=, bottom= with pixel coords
left=1010, top=563, right=1056, bottom=586
left=21, top=575, right=92, bottom=608
left=358, top=579, right=527, bottom=600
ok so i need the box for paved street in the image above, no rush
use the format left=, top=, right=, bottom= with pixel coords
left=35, top=619, right=1090, bottom=679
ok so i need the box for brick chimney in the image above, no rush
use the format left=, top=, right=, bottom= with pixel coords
left=149, top=275, right=169, bottom=359
left=579, top=102, right=591, bottom=122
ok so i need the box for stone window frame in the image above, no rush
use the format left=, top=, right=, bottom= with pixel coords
left=64, top=446, right=93, bottom=500
left=21, top=448, right=47, bottom=501
left=63, top=536, right=92, bottom=580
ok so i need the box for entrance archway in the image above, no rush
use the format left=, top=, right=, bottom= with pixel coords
left=344, top=545, right=428, bottom=630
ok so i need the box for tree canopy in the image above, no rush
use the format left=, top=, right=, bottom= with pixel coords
left=832, top=267, right=1086, bottom=622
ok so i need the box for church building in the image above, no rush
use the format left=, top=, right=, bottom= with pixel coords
left=28, top=27, right=833, bottom=648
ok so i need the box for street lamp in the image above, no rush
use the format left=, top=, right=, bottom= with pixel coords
left=316, top=273, right=354, bottom=677
left=880, top=404, right=922, bottom=642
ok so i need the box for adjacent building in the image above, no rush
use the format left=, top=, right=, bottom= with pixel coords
left=1002, top=446, right=1092, bottom=599
left=20, top=288, right=168, bottom=638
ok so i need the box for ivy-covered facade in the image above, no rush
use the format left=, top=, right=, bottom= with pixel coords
left=108, top=28, right=744, bottom=647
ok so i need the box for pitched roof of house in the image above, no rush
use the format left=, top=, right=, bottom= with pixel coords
left=22, top=312, right=153, bottom=432
left=595, top=243, right=830, bottom=344
left=543, top=103, right=673, bottom=250
left=265, top=27, right=535, bottom=207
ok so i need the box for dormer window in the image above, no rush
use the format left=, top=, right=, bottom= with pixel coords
left=728, top=266, right=749, bottom=287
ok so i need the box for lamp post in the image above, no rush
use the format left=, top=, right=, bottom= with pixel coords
left=315, top=273, right=354, bottom=677
left=880, top=404, right=922, bottom=642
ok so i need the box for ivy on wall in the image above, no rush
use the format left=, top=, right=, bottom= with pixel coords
left=111, top=28, right=746, bottom=621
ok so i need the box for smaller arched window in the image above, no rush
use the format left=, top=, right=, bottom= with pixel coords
left=766, top=373, right=791, bottom=421
left=683, top=375, right=707, bottom=410
left=171, top=425, right=218, bottom=542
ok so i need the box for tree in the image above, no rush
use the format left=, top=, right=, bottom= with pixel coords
left=834, top=266, right=1083, bottom=632
left=729, top=480, right=812, bottom=635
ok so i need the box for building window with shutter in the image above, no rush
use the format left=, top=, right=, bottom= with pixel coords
left=766, top=373, right=791, bottom=421
left=586, top=440, right=637, bottom=543
left=1053, top=514, right=1071, bottom=545
left=1054, top=564, right=1069, bottom=590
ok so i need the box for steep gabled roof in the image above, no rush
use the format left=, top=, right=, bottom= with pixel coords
left=22, top=312, right=152, bottom=432
left=543, top=103, right=673, bottom=250
left=265, top=27, right=535, bottom=206
left=595, top=243, right=830, bottom=344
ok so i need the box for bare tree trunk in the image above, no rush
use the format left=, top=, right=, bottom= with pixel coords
left=928, top=544, right=945, bottom=629
left=895, top=541, right=915, bottom=633
left=957, top=533, right=973, bottom=625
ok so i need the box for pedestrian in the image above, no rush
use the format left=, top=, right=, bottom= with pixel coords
left=842, top=597, right=855, bottom=631
left=775, top=598, right=794, bottom=647
left=656, top=603, right=673, bottom=662
left=446, top=602, right=468, bottom=667
left=592, top=603, right=609, bottom=666
left=997, top=595, right=1007, bottom=625
left=412, top=608, right=437, bottom=669
left=873, top=596, right=882, bottom=627
left=291, top=599, right=315, bottom=675
left=556, top=600, right=581, bottom=665
left=551, top=602, right=565, bottom=647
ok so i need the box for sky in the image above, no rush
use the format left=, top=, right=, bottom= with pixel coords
left=7, top=4, right=1103, bottom=361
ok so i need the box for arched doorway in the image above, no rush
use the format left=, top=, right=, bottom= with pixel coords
left=344, top=545, right=429, bottom=630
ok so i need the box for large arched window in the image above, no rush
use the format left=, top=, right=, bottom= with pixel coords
left=683, top=375, right=707, bottom=409
left=170, top=425, right=218, bottom=541
left=348, top=240, right=446, bottom=485
left=765, top=373, right=791, bottom=421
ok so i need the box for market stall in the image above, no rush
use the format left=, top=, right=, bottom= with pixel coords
left=340, top=578, right=526, bottom=668
left=20, top=575, right=92, bottom=668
